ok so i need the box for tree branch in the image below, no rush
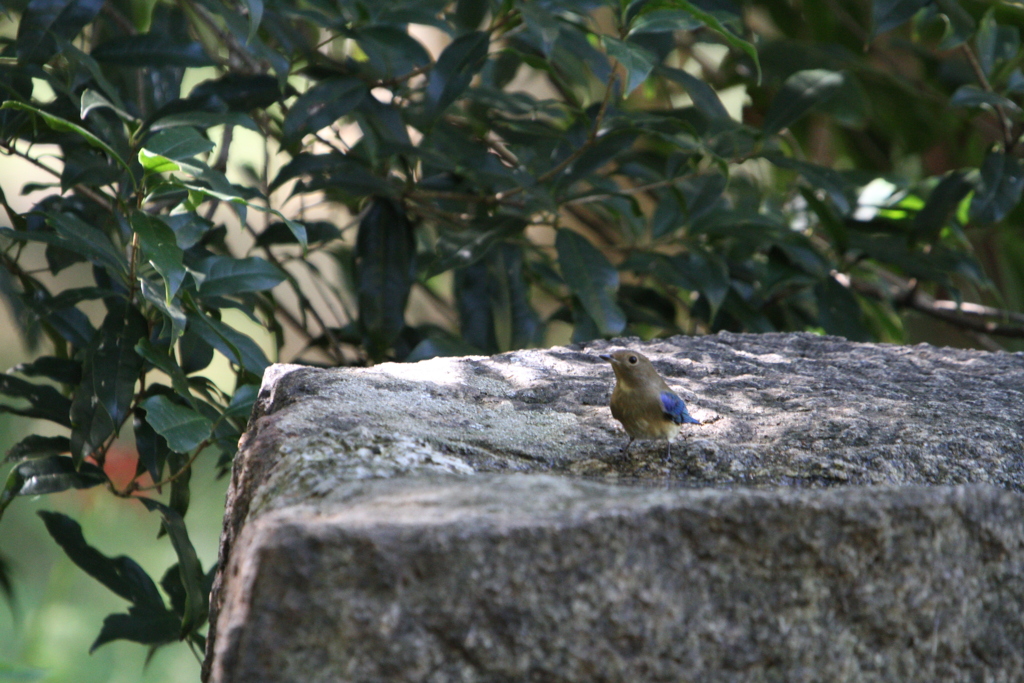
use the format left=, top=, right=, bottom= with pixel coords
left=495, top=70, right=619, bottom=203
left=851, top=274, right=1024, bottom=338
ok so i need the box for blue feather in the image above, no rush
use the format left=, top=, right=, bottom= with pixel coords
left=660, top=391, right=700, bottom=425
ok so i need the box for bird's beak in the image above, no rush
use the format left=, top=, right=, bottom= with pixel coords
left=599, top=354, right=613, bottom=363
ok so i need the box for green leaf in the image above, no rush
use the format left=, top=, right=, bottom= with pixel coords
left=282, top=78, right=367, bottom=146
left=454, top=0, right=489, bottom=30
left=655, top=0, right=761, bottom=83
left=934, top=0, right=975, bottom=51
left=37, top=511, right=162, bottom=606
left=137, top=498, right=208, bottom=635
left=270, top=153, right=390, bottom=197
left=185, top=74, right=281, bottom=113
left=948, top=85, right=1020, bottom=114
left=619, top=285, right=680, bottom=331
left=242, top=0, right=263, bottom=43
left=146, top=128, right=215, bottom=160
left=149, top=111, right=259, bottom=133
left=970, top=151, right=1024, bottom=225
left=975, top=9, right=1018, bottom=77
left=426, top=30, right=490, bottom=115
left=681, top=173, right=728, bottom=225
left=455, top=258, right=498, bottom=353
left=11, top=437, right=57, bottom=476
left=90, top=609, right=180, bottom=652
left=604, top=37, right=657, bottom=94
left=70, top=304, right=147, bottom=465
left=0, top=372, right=72, bottom=427
left=195, top=256, right=285, bottom=298
left=2, top=212, right=129, bottom=279
left=872, top=0, right=930, bottom=36
left=134, top=404, right=169, bottom=485
left=0, top=102, right=131, bottom=177
left=763, top=70, right=845, bottom=136
left=80, top=88, right=136, bottom=123
left=139, top=279, right=188, bottom=341
left=5, top=435, right=71, bottom=463
left=848, top=231, right=989, bottom=289
left=489, top=244, right=541, bottom=351
left=223, top=383, right=258, bottom=420
left=815, top=277, right=870, bottom=341
left=160, top=563, right=188, bottom=619
left=91, top=34, right=214, bottom=67
left=914, top=171, right=972, bottom=240
left=656, top=249, right=730, bottom=321
left=90, top=306, right=148, bottom=427
left=628, top=9, right=703, bottom=35
left=135, top=340, right=195, bottom=409
left=776, top=237, right=828, bottom=277
left=60, top=42, right=127, bottom=113
left=165, top=213, right=214, bottom=249
left=138, top=396, right=211, bottom=453
left=429, top=218, right=523, bottom=277
left=178, top=326, right=215, bottom=376
left=0, top=458, right=106, bottom=519
left=186, top=310, right=270, bottom=376
left=454, top=243, right=540, bottom=354
left=176, top=180, right=307, bottom=246
left=37, top=512, right=180, bottom=653
left=46, top=212, right=127, bottom=277
left=254, top=220, right=340, bottom=247
left=555, top=229, right=626, bottom=337
left=657, top=65, right=730, bottom=121
left=353, top=25, right=431, bottom=81
left=166, top=448, right=191, bottom=526
left=356, top=198, right=415, bottom=360
left=976, top=9, right=1000, bottom=76
left=131, top=213, right=186, bottom=300
left=16, top=0, right=106, bottom=64
left=138, top=151, right=180, bottom=174
left=140, top=128, right=215, bottom=174
left=562, top=129, right=639, bottom=187
left=768, top=156, right=852, bottom=215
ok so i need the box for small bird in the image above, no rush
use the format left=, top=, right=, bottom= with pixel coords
left=600, top=350, right=701, bottom=460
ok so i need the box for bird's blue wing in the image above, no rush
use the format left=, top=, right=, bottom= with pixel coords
left=660, top=391, right=700, bottom=425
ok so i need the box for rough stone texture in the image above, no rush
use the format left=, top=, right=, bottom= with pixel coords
left=204, top=332, right=1024, bottom=682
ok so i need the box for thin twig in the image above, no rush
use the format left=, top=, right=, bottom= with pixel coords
left=131, top=438, right=209, bottom=492
left=562, top=172, right=700, bottom=206
left=243, top=221, right=346, bottom=363
left=495, top=70, right=619, bottom=203
left=961, top=43, right=1015, bottom=150
left=850, top=275, right=1024, bottom=338
left=179, top=0, right=263, bottom=73
left=0, top=141, right=116, bottom=212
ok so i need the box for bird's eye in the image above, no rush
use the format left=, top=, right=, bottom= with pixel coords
left=628, top=355, right=638, bottom=364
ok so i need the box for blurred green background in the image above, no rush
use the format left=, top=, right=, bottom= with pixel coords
left=0, top=404, right=226, bottom=683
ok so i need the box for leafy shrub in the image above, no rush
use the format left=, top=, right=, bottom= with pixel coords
left=0, top=0, right=1022, bottom=666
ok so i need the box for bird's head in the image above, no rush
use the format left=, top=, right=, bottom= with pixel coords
left=599, top=350, right=662, bottom=388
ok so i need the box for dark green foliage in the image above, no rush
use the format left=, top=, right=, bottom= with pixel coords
left=356, top=198, right=416, bottom=360
left=1, top=0, right=1023, bottom=669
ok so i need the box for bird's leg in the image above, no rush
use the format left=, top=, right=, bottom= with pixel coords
left=664, top=440, right=672, bottom=462
left=622, top=437, right=634, bottom=457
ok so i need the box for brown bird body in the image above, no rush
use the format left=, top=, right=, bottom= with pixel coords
left=600, top=350, right=700, bottom=459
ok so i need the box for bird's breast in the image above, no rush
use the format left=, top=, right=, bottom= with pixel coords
left=610, top=388, right=681, bottom=440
